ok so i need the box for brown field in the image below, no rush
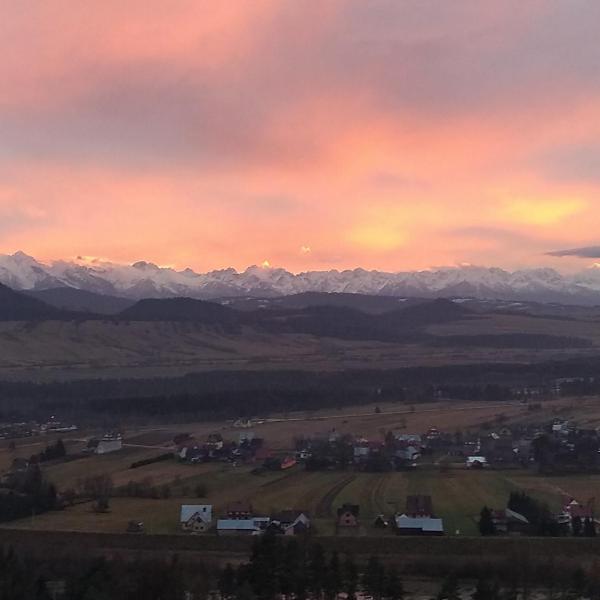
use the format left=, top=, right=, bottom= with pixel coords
left=0, top=315, right=600, bottom=381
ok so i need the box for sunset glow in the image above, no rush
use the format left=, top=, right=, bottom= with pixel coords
left=2, top=1, right=600, bottom=272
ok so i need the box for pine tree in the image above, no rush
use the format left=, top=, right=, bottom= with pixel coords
left=479, top=506, right=496, bottom=536
left=343, top=555, right=359, bottom=600
left=472, top=577, right=498, bottom=600
left=384, top=565, right=404, bottom=600
left=572, top=515, right=583, bottom=536
left=584, top=517, right=597, bottom=537
left=219, top=563, right=236, bottom=599
left=437, top=574, right=460, bottom=600
left=363, top=556, right=385, bottom=600
left=308, top=543, right=327, bottom=598
left=324, top=551, right=341, bottom=600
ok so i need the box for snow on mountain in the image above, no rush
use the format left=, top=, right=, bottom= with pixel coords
left=2, top=251, right=600, bottom=304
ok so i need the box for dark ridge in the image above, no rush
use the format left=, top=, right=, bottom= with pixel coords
left=119, top=297, right=240, bottom=329
left=220, top=292, right=425, bottom=314
left=0, top=283, right=73, bottom=321
left=25, top=287, right=135, bottom=315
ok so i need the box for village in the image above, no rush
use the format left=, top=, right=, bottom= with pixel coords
left=2, top=399, right=599, bottom=540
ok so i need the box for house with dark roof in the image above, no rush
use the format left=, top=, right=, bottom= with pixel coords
left=491, top=508, right=530, bottom=535
left=269, top=510, right=311, bottom=535
left=406, top=495, right=434, bottom=518
left=336, top=504, right=360, bottom=528
left=225, top=500, right=254, bottom=520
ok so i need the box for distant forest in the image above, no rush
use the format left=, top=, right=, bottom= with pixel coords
left=1, top=356, right=600, bottom=424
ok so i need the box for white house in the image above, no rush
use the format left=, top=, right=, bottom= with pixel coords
left=466, top=456, right=488, bottom=468
left=180, top=504, right=213, bottom=533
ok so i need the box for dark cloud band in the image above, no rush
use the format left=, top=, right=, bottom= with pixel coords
left=547, top=246, right=600, bottom=258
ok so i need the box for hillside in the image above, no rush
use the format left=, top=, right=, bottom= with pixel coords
left=0, top=283, right=69, bottom=321
left=119, top=297, right=239, bottom=329
left=26, top=287, right=134, bottom=315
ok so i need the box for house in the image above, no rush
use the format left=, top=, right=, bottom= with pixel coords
left=238, top=431, right=255, bottom=443
left=353, top=443, right=370, bottom=460
left=96, top=437, right=122, bottom=455
left=394, top=514, right=444, bottom=536
left=395, top=434, right=422, bottom=445
left=269, top=510, right=311, bottom=535
left=180, top=504, right=213, bottom=533
left=557, top=497, right=596, bottom=533
left=179, top=444, right=206, bottom=463
left=552, top=420, right=570, bottom=436
left=206, top=433, right=224, bottom=450
left=337, top=504, right=360, bottom=527
left=225, top=500, right=254, bottom=520
left=406, top=495, right=434, bottom=518
left=217, top=518, right=270, bottom=536
left=395, top=445, right=420, bottom=462
left=466, top=456, right=488, bottom=469
left=491, top=508, right=530, bottom=535
left=373, top=514, right=389, bottom=528
left=87, top=433, right=122, bottom=455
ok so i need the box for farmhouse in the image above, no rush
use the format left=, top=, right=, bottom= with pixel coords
left=87, top=433, right=122, bottom=455
left=491, top=508, right=530, bottom=535
left=269, top=510, right=311, bottom=535
left=466, top=456, right=488, bottom=469
left=337, top=503, right=360, bottom=527
left=394, top=515, right=444, bottom=536
left=557, top=497, right=597, bottom=534
left=225, top=500, right=254, bottom=520
left=217, top=518, right=270, bottom=536
left=180, top=504, right=212, bottom=533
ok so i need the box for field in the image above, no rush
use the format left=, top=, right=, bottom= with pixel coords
left=1, top=313, right=600, bottom=381
left=4, top=397, right=600, bottom=537
left=7, top=463, right=600, bottom=537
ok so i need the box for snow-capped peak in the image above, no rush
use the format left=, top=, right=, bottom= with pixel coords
left=2, top=251, right=600, bottom=304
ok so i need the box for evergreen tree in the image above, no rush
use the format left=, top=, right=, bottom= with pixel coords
left=572, top=515, right=583, bottom=536
left=585, top=517, right=597, bottom=537
left=342, top=554, right=359, bottom=600
left=363, top=556, right=385, bottom=600
left=384, top=565, right=404, bottom=600
left=437, top=574, right=460, bottom=600
left=472, top=577, right=498, bottom=600
left=308, top=543, right=327, bottom=598
left=479, top=506, right=496, bottom=536
left=324, top=551, right=341, bottom=600
left=219, top=563, right=236, bottom=599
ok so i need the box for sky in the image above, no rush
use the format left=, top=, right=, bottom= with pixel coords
left=1, top=1, right=600, bottom=273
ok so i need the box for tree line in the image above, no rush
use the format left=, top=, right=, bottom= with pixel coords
left=219, top=534, right=403, bottom=600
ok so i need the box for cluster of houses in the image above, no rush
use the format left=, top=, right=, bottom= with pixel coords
left=177, top=431, right=266, bottom=465
left=295, top=429, right=429, bottom=472
left=176, top=431, right=297, bottom=471
left=178, top=501, right=311, bottom=536
left=486, top=496, right=598, bottom=537
left=338, top=495, right=445, bottom=536
left=0, top=418, right=77, bottom=440
left=462, top=418, right=600, bottom=472
left=173, top=495, right=445, bottom=537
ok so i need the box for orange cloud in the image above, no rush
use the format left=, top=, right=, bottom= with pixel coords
left=1, top=2, right=600, bottom=273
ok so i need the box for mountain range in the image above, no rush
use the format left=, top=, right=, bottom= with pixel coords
left=3, top=251, right=600, bottom=305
